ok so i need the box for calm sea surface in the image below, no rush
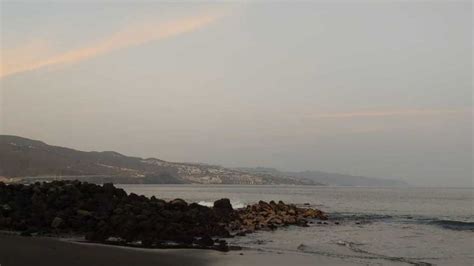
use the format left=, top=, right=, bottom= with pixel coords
left=118, top=185, right=474, bottom=265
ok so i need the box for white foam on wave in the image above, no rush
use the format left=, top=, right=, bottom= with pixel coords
left=197, top=201, right=213, bottom=207
left=197, top=200, right=246, bottom=209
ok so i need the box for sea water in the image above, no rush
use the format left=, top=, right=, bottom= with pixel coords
left=118, top=185, right=474, bottom=265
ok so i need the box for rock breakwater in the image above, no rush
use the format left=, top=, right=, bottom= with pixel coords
left=0, top=181, right=326, bottom=251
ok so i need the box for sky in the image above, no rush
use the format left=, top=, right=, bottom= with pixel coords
left=1, top=1, right=472, bottom=187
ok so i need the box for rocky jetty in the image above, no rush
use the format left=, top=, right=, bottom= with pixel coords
left=233, top=200, right=327, bottom=234
left=0, top=181, right=327, bottom=251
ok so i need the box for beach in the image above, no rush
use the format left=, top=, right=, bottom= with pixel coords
left=0, top=234, right=358, bottom=266
left=0, top=234, right=211, bottom=266
left=1, top=184, right=473, bottom=265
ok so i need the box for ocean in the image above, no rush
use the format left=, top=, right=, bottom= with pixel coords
left=118, top=185, right=474, bottom=265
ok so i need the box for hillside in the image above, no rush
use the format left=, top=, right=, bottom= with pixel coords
left=0, top=135, right=317, bottom=185
left=237, top=167, right=408, bottom=187
left=0, top=135, right=407, bottom=186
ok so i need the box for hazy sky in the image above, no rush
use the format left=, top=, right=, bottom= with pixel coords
left=1, top=1, right=472, bottom=187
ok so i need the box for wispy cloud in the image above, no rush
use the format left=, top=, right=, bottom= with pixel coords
left=0, top=13, right=222, bottom=79
left=310, top=108, right=471, bottom=119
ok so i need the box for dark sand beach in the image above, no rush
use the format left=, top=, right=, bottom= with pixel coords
left=0, top=234, right=357, bottom=266
left=0, top=234, right=212, bottom=266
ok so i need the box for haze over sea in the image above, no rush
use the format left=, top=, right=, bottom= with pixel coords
left=120, top=184, right=474, bottom=266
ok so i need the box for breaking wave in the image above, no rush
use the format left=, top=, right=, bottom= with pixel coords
left=197, top=200, right=246, bottom=209
left=296, top=242, right=435, bottom=266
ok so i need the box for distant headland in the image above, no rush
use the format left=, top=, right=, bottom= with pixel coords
left=0, top=135, right=407, bottom=187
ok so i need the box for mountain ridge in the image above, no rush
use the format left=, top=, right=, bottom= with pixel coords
left=0, top=135, right=317, bottom=185
left=0, top=135, right=407, bottom=186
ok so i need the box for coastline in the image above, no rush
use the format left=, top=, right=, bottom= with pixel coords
left=2, top=183, right=472, bottom=265
left=0, top=181, right=327, bottom=251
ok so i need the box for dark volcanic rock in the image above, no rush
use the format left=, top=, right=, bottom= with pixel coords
left=213, top=198, right=235, bottom=222
left=0, top=181, right=327, bottom=251
left=213, top=198, right=233, bottom=211
left=51, top=217, right=63, bottom=228
left=169, top=198, right=188, bottom=210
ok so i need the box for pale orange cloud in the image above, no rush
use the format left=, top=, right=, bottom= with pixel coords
left=310, top=108, right=471, bottom=119
left=0, top=13, right=221, bottom=79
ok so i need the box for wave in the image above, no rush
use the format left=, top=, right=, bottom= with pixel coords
left=250, top=244, right=435, bottom=266
left=197, top=200, right=246, bottom=209
left=329, top=212, right=393, bottom=222
left=329, top=212, right=474, bottom=231
left=427, top=220, right=474, bottom=231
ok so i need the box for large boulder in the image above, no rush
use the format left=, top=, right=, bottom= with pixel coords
left=169, top=198, right=188, bottom=210
left=213, top=198, right=233, bottom=211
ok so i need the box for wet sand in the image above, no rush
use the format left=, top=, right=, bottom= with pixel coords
left=210, top=250, right=357, bottom=266
left=0, top=234, right=356, bottom=266
left=0, top=234, right=213, bottom=266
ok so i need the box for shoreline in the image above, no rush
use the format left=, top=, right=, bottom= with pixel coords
left=0, top=234, right=357, bottom=266
left=0, top=234, right=214, bottom=266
